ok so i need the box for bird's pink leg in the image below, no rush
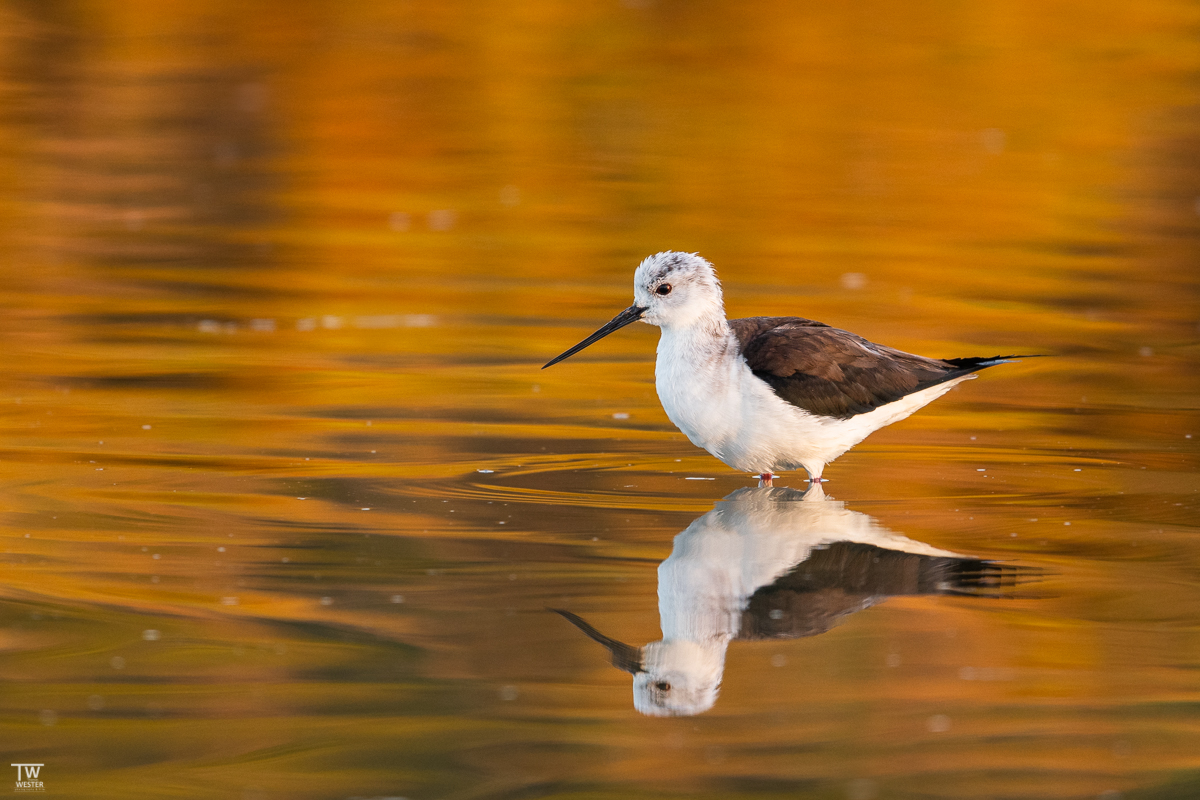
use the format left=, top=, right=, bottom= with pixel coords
left=758, top=472, right=774, bottom=487
left=808, top=474, right=825, bottom=483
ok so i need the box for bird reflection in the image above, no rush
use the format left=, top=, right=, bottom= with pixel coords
left=554, top=484, right=1035, bottom=717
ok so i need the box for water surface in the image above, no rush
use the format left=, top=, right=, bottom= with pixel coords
left=1, top=1, right=1198, bottom=798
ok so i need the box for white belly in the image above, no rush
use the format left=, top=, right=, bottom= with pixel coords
left=654, top=327, right=972, bottom=476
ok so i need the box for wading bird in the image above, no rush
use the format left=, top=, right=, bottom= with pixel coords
left=544, top=252, right=1033, bottom=483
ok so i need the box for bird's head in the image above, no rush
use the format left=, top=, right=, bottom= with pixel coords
left=632, top=639, right=723, bottom=717
left=542, top=251, right=724, bottom=368
left=632, top=251, right=725, bottom=329
left=551, top=609, right=724, bottom=717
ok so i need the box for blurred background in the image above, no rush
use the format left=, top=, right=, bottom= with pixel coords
left=0, top=1, right=1197, bottom=798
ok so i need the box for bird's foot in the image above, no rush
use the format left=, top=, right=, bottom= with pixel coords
left=757, top=472, right=774, bottom=488
left=807, top=475, right=825, bottom=483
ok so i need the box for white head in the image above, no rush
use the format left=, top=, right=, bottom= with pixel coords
left=552, top=610, right=725, bottom=718
left=543, top=251, right=725, bottom=368
left=632, top=251, right=725, bottom=328
left=632, top=639, right=724, bottom=717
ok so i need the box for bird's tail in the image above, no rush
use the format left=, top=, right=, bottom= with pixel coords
left=943, top=354, right=1049, bottom=369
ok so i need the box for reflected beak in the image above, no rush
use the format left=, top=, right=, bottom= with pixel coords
left=550, top=608, right=644, bottom=674
left=542, top=305, right=647, bottom=369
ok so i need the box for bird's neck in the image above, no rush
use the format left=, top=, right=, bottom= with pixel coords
left=658, top=312, right=732, bottom=360
left=642, top=639, right=730, bottom=690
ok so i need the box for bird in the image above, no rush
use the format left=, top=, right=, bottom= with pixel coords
left=553, top=484, right=1038, bottom=716
left=543, top=251, right=1036, bottom=483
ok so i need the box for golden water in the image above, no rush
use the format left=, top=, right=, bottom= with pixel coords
left=1, top=1, right=1198, bottom=798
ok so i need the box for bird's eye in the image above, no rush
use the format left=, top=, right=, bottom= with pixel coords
left=655, top=681, right=671, bottom=692
left=655, top=283, right=672, bottom=296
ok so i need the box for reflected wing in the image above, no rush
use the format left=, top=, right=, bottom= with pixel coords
left=729, top=316, right=1013, bottom=419
left=736, top=541, right=1028, bottom=640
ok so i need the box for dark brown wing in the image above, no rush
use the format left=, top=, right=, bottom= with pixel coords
left=736, top=542, right=1022, bottom=641
left=729, top=316, right=1013, bottom=419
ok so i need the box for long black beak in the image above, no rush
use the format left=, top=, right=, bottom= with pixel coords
left=550, top=608, right=644, bottom=674
left=542, top=305, right=647, bottom=369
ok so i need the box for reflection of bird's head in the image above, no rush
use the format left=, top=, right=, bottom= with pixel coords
left=632, top=639, right=722, bottom=717
left=551, top=610, right=723, bottom=717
